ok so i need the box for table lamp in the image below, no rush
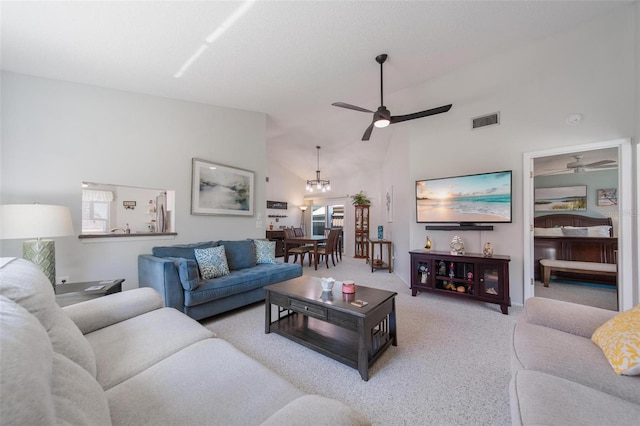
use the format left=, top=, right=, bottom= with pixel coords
left=0, top=204, right=74, bottom=286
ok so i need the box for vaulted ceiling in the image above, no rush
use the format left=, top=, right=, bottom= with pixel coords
left=1, top=1, right=629, bottom=180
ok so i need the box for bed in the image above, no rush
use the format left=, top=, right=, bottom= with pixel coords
left=533, top=213, right=617, bottom=285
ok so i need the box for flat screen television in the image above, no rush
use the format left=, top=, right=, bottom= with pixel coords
left=416, top=170, right=512, bottom=224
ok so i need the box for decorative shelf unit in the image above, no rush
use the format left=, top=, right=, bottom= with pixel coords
left=354, top=205, right=369, bottom=259
left=409, top=250, right=511, bottom=314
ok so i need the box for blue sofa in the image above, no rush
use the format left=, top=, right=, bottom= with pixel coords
left=138, top=240, right=302, bottom=320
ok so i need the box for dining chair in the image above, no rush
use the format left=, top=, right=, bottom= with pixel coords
left=316, top=228, right=341, bottom=268
left=283, top=228, right=312, bottom=266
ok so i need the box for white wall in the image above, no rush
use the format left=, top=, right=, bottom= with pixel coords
left=380, top=5, right=638, bottom=305
left=1, top=73, right=267, bottom=290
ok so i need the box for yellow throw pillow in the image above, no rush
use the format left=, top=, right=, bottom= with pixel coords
left=591, top=304, right=640, bottom=375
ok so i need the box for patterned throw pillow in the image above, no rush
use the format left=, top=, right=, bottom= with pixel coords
left=591, top=304, right=640, bottom=375
left=194, top=246, right=230, bottom=279
left=254, top=239, right=276, bottom=264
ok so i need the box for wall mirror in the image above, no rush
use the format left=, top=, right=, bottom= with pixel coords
left=80, top=182, right=176, bottom=237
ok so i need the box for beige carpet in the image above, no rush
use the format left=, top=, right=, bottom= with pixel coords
left=202, top=256, right=521, bottom=425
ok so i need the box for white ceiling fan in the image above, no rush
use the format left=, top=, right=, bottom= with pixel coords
left=546, top=154, right=617, bottom=175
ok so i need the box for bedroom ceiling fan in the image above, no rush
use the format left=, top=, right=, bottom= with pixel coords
left=548, top=155, right=617, bottom=175
left=332, top=54, right=452, bottom=141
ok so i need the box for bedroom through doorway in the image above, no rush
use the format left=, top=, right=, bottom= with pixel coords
left=523, top=139, right=633, bottom=312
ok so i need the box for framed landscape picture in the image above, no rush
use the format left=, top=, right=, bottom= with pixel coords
left=534, top=185, right=587, bottom=211
left=597, top=188, right=617, bottom=206
left=191, top=158, right=254, bottom=216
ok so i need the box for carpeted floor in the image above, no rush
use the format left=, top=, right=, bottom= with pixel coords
left=534, top=279, right=618, bottom=311
left=202, top=256, right=521, bottom=425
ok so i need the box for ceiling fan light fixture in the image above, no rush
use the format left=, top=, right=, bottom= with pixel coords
left=374, top=118, right=390, bottom=128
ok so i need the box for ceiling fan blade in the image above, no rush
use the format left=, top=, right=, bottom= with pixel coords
left=362, top=122, right=375, bottom=141
left=390, top=104, right=452, bottom=124
left=331, top=102, right=374, bottom=113
left=585, top=160, right=616, bottom=168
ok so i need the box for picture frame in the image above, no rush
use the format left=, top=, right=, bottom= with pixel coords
left=597, top=188, right=617, bottom=206
left=191, top=158, right=254, bottom=216
left=534, top=185, right=587, bottom=211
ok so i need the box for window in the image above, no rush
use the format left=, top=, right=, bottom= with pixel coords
left=82, top=189, right=114, bottom=234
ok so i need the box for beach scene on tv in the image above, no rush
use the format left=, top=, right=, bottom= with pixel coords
left=416, top=171, right=512, bottom=223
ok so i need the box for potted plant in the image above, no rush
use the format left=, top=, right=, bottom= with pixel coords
left=351, top=191, right=371, bottom=206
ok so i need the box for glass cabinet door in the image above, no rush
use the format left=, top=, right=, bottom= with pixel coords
left=479, top=265, right=502, bottom=298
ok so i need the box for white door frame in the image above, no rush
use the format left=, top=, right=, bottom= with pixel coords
left=522, top=138, right=633, bottom=311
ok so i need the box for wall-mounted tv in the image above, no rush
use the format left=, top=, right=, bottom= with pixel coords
left=416, top=170, right=512, bottom=224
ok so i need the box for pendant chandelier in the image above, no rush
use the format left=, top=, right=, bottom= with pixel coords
left=306, top=146, right=331, bottom=192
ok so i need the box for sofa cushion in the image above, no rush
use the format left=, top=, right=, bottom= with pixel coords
left=592, top=304, right=640, bottom=375
left=106, top=339, right=305, bottom=425
left=183, top=263, right=302, bottom=307
left=510, top=369, right=640, bottom=426
left=85, top=307, right=214, bottom=390
left=512, top=321, right=640, bottom=404
left=195, top=246, right=230, bottom=279
left=0, top=295, right=56, bottom=425
left=167, top=257, right=200, bottom=290
left=0, top=258, right=97, bottom=377
left=254, top=239, right=276, bottom=264
left=152, top=241, right=217, bottom=260
left=51, top=352, right=111, bottom=425
left=1, top=293, right=111, bottom=426
left=219, top=240, right=257, bottom=270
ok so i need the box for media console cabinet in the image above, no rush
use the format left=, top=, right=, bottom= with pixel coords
left=410, top=250, right=511, bottom=314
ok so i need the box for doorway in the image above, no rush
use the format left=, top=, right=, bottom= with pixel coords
left=523, top=139, right=633, bottom=311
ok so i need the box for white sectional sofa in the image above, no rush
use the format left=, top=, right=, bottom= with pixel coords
left=510, top=297, right=640, bottom=425
left=0, top=258, right=369, bottom=425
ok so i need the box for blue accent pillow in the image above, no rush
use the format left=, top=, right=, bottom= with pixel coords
left=254, top=240, right=276, bottom=264
left=194, top=246, right=230, bottom=279
left=218, top=240, right=256, bottom=270
left=166, top=257, right=200, bottom=290
left=152, top=241, right=218, bottom=260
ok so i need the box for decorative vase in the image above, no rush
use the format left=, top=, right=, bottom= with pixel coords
left=424, top=236, right=432, bottom=251
left=449, top=236, right=465, bottom=255
left=483, top=242, right=494, bottom=257
left=342, top=280, right=356, bottom=294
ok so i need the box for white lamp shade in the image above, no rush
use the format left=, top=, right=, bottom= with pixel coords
left=0, top=204, right=74, bottom=240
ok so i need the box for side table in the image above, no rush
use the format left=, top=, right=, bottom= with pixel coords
left=368, top=239, right=393, bottom=273
left=55, top=279, right=124, bottom=307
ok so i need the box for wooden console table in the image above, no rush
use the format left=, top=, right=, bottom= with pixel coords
left=410, top=250, right=510, bottom=314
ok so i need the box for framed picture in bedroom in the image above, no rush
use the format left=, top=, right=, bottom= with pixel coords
left=191, top=158, right=255, bottom=216
left=534, top=185, right=587, bottom=211
left=597, top=188, right=617, bottom=206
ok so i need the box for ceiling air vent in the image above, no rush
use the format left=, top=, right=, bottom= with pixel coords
left=472, top=112, right=500, bottom=129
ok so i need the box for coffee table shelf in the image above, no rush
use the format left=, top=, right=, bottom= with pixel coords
left=270, top=314, right=359, bottom=368
left=265, top=276, right=397, bottom=381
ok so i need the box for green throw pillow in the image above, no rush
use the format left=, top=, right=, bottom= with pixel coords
left=194, top=246, right=230, bottom=279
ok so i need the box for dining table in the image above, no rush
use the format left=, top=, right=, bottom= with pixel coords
left=283, top=235, right=327, bottom=270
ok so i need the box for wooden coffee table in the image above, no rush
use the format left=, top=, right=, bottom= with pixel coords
left=265, top=276, right=397, bottom=381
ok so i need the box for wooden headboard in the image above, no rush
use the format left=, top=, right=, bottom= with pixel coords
left=534, top=214, right=613, bottom=236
